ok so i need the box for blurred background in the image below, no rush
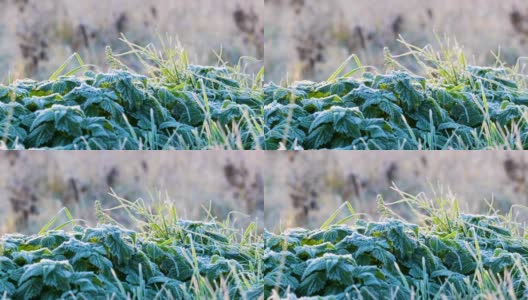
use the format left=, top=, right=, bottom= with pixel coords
left=0, top=0, right=263, bottom=82
left=264, top=151, right=528, bottom=231
left=0, top=151, right=264, bottom=234
left=4, top=151, right=528, bottom=234
left=265, top=0, right=528, bottom=82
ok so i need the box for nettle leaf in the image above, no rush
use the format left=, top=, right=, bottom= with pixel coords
left=264, top=268, right=300, bottom=292
left=336, top=232, right=395, bottom=266
left=0, top=277, right=15, bottom=296
left=19, top=259, right=73, bottom=291
left=330, top=78, right=361, bottom=95
left=301, top=95, right=343, bottom=113
left=305, top=124, right=333, bottom=149
left=491, top=101, right=523, bottom=126
left=15, top=277, right=43, bottom=299
left=53, top=106, right=84, bottom=135
left=333, top=111, right=363, bottom=137
left=362, top=95, right=403, bottom=120
left=82, top=226, right=135, bottom=266
left=80, top=88, right=123, bottom=118
left=201, top=256, right=241, bottom=283
left=485, top=251, right=522, bottom=274
left=71, top=274, right=101, bottom=294
left=23, top=94, right=63, bottom=111
left=324, top=255, right=356, bottom=283
left=52, top=239, right=112, bottom=272
left=297, top=270, right=327, bottom=296
left=361, top=118, right=394, bottom=139
left=157, top=88, right=192, bottom=120
left=264, top=102, right=306, bottom=128
left=343, top=84, right=384, bottom=103
left=265, top=121, right=306, bottom=149
left=295, top=243, right=336, bottom=260
left=30, top=107, right=56, bottom=130
left=160, top=248, right=193, bottom=281
left=29, top=105, right=84, bottom=140
left=0, top=257, right=17, bottom=272
left=25, top=123, right=55, bottom=147
left=445, top=247, right=476, bottom=274
left=14, top=79, right=38, bottom=93
left=12, top=248, right=53, bottom=265
left=82, top=117, right=114, bottom=138
left=93, top=71, right=147, bottom=109
left=450, top=94, right=484, bottom=127
left=298, top=254, right=358, bottom=296
left=158, top=120, right=196, bottom=145
left=433, top=88, right=466, bottom=110
left=169, top=90, right=205, bottom=126
left=309, top=109, right=335, bottom=131
left=0, top=123, right=22, bottom=142
left=212, top=101, right=248, bottom=126
left=148, top=276, right=184, bottom=299
left=143, top=242, right=166, bottom=262
left=265, top=84, right=297, bottom=105
left=309, top=106, right=363, bottom=138
left=307, top=226, right=355, bottom=244
left=30, top=233, right=68, bottom=250
left=0, top=85, right=11, bottom=100
left=105, top=232, right=133, bottom=265
left=51, top=77, right=82, bottom=94
left=363, top=221, right=417, bottom=259
left=373, top=72, right=425, bottom=110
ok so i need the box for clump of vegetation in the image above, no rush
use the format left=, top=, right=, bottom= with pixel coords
left=4, top=186, right=528, bottom=299
left=264, top=40, right=528, bottom=150
left=0, top=38, right=264, bottom=150
left=232, top=5, right=264, bottom=58
left=0, top=200, right=263, bottom=299
left=223, top=160, right=264, bottom=215
left=265, top=194, right=528, bottom=299
left=6, top=35, right=528, bottom=150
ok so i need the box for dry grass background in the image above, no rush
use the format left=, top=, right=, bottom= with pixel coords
left=3, top=151, right=528, bottom=234
left=264, top=151, right=528, bottom=231
left=0, top=0, right=263, bottom=81
left=265, top=0, right=528, bottom=82
left=0, top=151, right=264, bottom=234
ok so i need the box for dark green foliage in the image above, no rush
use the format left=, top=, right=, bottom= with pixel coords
left=5, top=63, right=528, bottom=150
left=264, top=69, right=528, bottom=149
left=0, top=67, right=263, bottom=150
left=264, top=216, right=528, bottom=299
left=0, top=222, right=262, bottom=299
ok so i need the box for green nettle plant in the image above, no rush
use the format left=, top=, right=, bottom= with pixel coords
left=3, top=191, right=528, bottom=299
left=264, top=41, right=528, bottom=150
left=0, top=38, right=264, bottom=150
left=0, top=200, right=263, bottom=300
left=264, top=196, right=528, bottom=300
left=2, top=38, right=528, bottom=150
